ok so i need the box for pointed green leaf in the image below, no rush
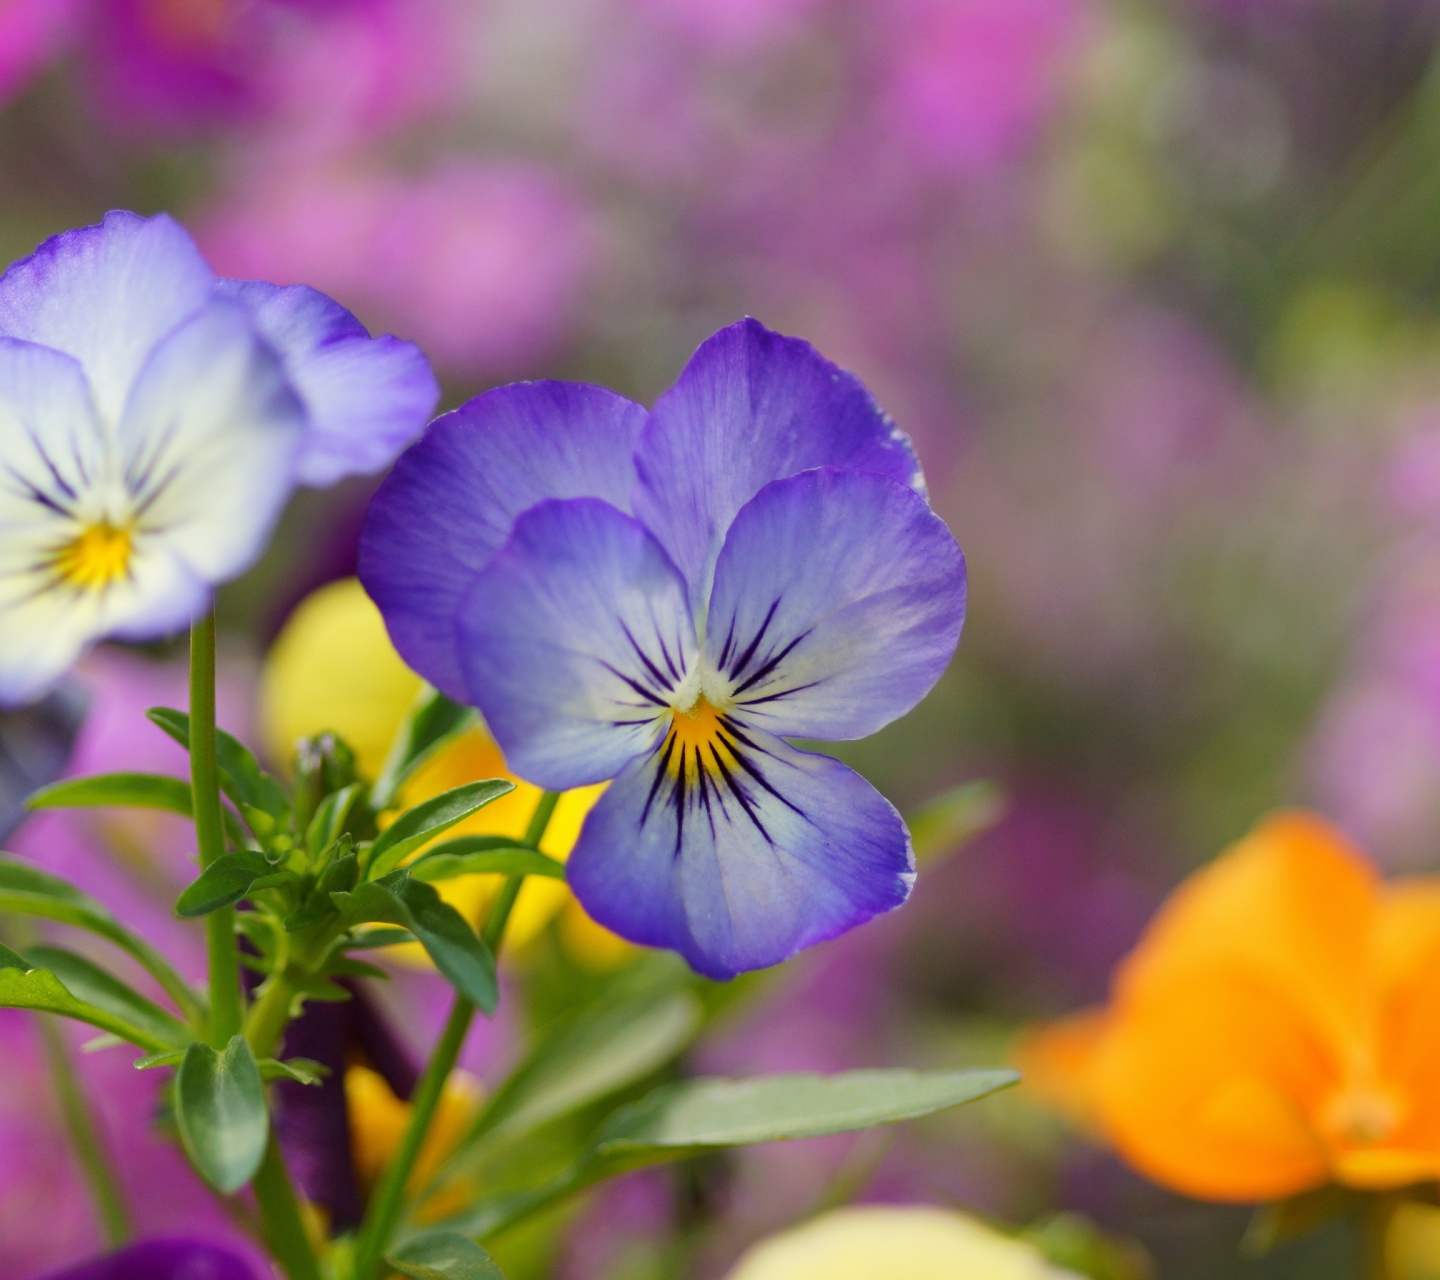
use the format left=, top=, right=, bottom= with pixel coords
left=0, top=963, right=175, bottom=1052
left=26, top=944, right=189, bottom=1047
left=175, top=1035, right=268, bottom=1194
left=455, top=1068, right=1018, bottom=1240
left=28, top=772, right=193, bottom=817
left=388, top=1231, right=505, bottom=1280
left=372, top=687, right=477, bottom=810
left=259, top=1057, right=328, bottom=1086
left=595, top=1068, right=1020, bottom=1156
left=333, top=873, right=497, bottom=1012
left=135, top=1048, right=185, bottom=1070
left=177, top=851, right=295, bottom=918
left=367, top=780, right=516, bottom=880
left=0, top=853, right=201, bottom=1021
left=411, top=846, right=565, bottom=884
left=147, top=708, right=291, bottom=820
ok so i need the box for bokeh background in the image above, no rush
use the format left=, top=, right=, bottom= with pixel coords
left=8, top=0, right=1440, bottom=1276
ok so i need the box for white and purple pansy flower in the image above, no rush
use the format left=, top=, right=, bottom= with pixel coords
left=360, top=319, right=966, bottom=979
left=0, top=210, right=439, bottom=706
left=37, top=1238, right=260, bottom=1280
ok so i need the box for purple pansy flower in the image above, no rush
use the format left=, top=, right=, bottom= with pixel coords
left=37, top=1238, right=258, bottom=1280
left=0, top=209, right=438, bottom=706
left=360, top=319, right=966, bottom=978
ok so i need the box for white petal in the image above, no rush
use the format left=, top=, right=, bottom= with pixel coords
left=118, top=297, right=304, bottom=584
left=0, top=212, right=215, bottom=425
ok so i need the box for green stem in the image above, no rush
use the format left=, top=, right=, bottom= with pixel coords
left=39, top=1015, right=132, bottom=1246
left=351, top=790, right=560, bottom=1280
left=190, top=610, right=244, bottom=1047
left=246, top=968, right=302, bottom=1061
left=252, top=1135, right=325, bottom=1280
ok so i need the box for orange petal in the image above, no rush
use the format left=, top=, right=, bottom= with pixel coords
left=1089, top=971, right=1334, bottom=1202
left=1114, top=810, right=1378, bottom=1057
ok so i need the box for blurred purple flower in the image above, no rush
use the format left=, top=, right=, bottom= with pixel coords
left=202, top=161, right=598, bottom=377
left=878, top=0, right=1091, bottom=175
left=36, top=1237, right=259, bottom=1280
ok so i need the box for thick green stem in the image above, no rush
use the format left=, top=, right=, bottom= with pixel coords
left=351, top=790, right=560, bottom=1280
left=190, top=611, right=244, bottom=1047
left=253, top=1135, right=325, bottom=1280
left=246, top=968, right=302, bottom=1061
left=39, top=1015, right=132, bottom=1246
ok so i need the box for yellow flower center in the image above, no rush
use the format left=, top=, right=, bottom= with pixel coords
left=668, top=695, right=728, bottom=766
left=51, top=522, right=135, bottom=592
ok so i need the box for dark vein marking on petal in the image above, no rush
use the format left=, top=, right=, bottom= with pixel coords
left=731, top=630, right=812, bottom=697
left=727, top=597, right=780, bottom=680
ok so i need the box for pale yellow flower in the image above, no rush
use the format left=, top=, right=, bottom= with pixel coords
left=261, top=577, right=628, bottom=962
left=726, top=1207, right=1074, bottom=1280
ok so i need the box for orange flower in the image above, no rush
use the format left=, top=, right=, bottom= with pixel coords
left=1021, top=810, right=1440, bottom=1203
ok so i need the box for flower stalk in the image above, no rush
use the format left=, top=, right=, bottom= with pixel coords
left=350, top=789, right=560, bottom=1280
left=190, top=610, right=244, bottom=1048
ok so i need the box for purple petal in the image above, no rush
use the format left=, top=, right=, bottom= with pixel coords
left=631, top=318, right=925, bottom=607
left=36, top=1239, right=260, bottom=1280
left=455, top=498, right=695, bottom=790
left=360, top=382, right=647, bottom=699
left=704, top=469, right=965, bottom=741
left=0, top=212, right=214, bottom=425
left=217, top=279, right=439, bottom=487
left=568, top=725, right=914, bottom=979
left=0, top=683, right=85, bottom=840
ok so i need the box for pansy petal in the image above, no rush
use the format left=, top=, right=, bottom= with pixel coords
left=632, top=318, right=925, bottom=606
left=568, top=727, right=913, bottom=978
left=218, top=279, right=439, bottom=487
left=361, top=383, right=647, bottom=699
left=456, top=497, right=695, bottom=790
left=0, top=339, right=113, bottom=703
left=704, top=469, right=965, bottom=740
left=118, top=296, right=304, bottom=584
left=0, top=211, right=214, bottom=424
left=37, top=1238, right=260, bottom=1280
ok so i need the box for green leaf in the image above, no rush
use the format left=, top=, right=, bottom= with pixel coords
left=388, top=1231, right=505, bottom=1280
left=907, top=780, right=1005, bottom=864
left=26, top=771, right=251, bottom=849
left=146, top=708, right=290, bottom=820
left=283, top=849, right=358, bottom=931
left=259, top=1057, right=328, bottom=1086
left=0, top=853, right=201, bottom=1021
left=134, top=1049, right=185, bottom=1070
left=469, top=989, right=702, bottom=1151
left=594, top=1069, right=1019, bottom=1156
left=456, top=1068, right=1017, bottom=1239
left=367, top=780, right=516, bottom=880
left=412, top=845, right=565, bottom=884
left=175, top=1035, right=268, bottom=1194
left=372, top=687, right=477, bottom=810
left=307, top=784, right=363, bottom=856
left=26, top=944, right=189, bottom=1047
left=28, top=772, right=193, bottom=817
left=176, top=851, right=295, bottom=918
left=333, top=873, right=497, bottom=1012
left=0, top=962, right=175, bottom=1053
